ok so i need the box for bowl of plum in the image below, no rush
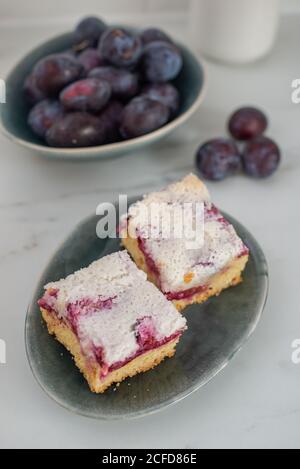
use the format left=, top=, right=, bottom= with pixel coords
left=0, top=16, right=206, bottom=160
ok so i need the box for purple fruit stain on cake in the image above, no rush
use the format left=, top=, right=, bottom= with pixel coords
left=135, top=316, right=157, bottom=349
left=38, top=251, right=187, bottom=382
left=66, top=296, right=115, bottom=333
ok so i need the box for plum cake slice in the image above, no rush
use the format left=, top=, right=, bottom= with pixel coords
left=38, top=251, right=187, bottom=393
left=121, top=174, right=249, bottom=311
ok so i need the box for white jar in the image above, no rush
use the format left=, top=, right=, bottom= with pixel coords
left=190, top=0, right=280, bottom=64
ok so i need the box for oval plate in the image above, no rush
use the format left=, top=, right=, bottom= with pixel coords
left=25, top=199, right=268, bottom=420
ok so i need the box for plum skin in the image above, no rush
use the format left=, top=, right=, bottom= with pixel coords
left=142, top=41, right=183, bottom=83
left=46, top=112, right=109, bottom=147
left=28, top=99, right=64, bottom=138
left=229, top=107, right=268, bottom=141
left=196, top=138, right=242, bottom=181
left=24, top=19, right=185, bottom=149
left=77, top=48, right=106, bottom=73
left=140, top=28, right=173, bottom=45
left=89, top=66, right=139, bottom=99
left=141, top=83, right=179, bottom=114
left=97, top=100, right=124, bottom=143
left=32, top=53, right=84, bottom=96
left=242, top=136, right=281, bottom=178
left=23, top=74, right=46, bottom=106
left=120, top=96, right=170, bottom=139
left=99, top=28, right=142, bottom=68
left=60, top=78, right=111, bottom=113
left=74, top=16, right=107, bottom=49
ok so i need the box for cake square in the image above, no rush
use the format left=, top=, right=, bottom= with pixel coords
left=121, top=174, right=249, bottom=311
left=38, top=251, right=187, bottom=393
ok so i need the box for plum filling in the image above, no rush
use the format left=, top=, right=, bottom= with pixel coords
left=137, top=231, right=212, bottom=301
left=38, top=292, right=115, bottom=334
left=135, top=316, right=158, bottom=350
left=39, top=289, right=183, bottom=380
left=165, top=248, right=249, bottom=301
left=98, top=317, right=182, bottom=379
left=165, top=284, right=207, bottom=301
left=66, top=296, right=115, bottom=334
left=137, top=237, right=161, bottom=281
left=92, top=345, right=109, bottom=377
left=205, top=204, right=219, bottom=217
left=107, top=330, right=182, bottom=376
left=238, top=247, right=250, bottom=258
left=136, top=207, right=249, bottom=302
left=38, top=288, right=58, bottom=313
left=38, top=298, right=53, bottom=313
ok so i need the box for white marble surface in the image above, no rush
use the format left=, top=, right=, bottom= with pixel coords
left=0, top=0, right=186, bottom=24
left=0, top=12, right=300, bottom=450
left=0, top=0, right=298, bottom=24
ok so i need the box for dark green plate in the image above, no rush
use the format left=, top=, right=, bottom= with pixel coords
left=0, top=31, right=206, bottom=160
left=25, top=198, right=268, bottom=419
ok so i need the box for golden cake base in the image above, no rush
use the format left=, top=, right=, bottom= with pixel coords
left=121, top=237, right=249, bottom=312
left=41, top=308, right=179, bottom=393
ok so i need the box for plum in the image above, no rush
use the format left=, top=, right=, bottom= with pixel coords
left=242, top=136, right=280, bottom=178
left=142, top=41, right=183, bottom=83
left=140, top=28, right=173, bottom=46
left=99, top=28, right=142, bottom=68
left=196, top=138, right=242, bottom=181
left=60, top=78, right=111, bottom=113
left=98, top=100, right=124, bottom=143
left=28, top=99, right=64, bottom=138
left=74, top=16, right=107, bottom=49
left=77, top=48, right=106, bottom=73
left=141, top=83, right=179, bottom=114
left=229, top=107, right=268, bottom=141
left=33, top=53, right=84, bottom=96
left=120, top=96, right=170, bottom=139
left=46, top=112, right=108, bottom=147
left=23, top=74, right=46, bottom=106
left=89, top=66, right=139, bottom=99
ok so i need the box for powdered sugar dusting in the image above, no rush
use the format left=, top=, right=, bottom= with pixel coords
left=78, top=280, right=185, bottom=366
left=41, top=251, right=186, bottom=367
left=135, top=173, right=211, bottom=207
left=125, top=174, right=248, bottom=293
left=45, top=251, right=146, bottom=318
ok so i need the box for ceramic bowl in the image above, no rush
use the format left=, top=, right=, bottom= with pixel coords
left=0, top=31, right=207, bottom=160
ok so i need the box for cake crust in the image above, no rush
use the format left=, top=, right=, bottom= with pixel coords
left=121, top=174, right=249, bottom=310
left=42, top=308, right=179, bottom=393
left=122, top=236, right=249, bottom=311
left=38, top=251, right=186, bottom=393
left=165, top=173, right=210, bottom=200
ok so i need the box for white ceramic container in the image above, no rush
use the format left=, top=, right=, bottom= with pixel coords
left=190, top=0, right=280, bottom=64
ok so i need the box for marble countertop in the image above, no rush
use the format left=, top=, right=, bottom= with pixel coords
left=0, top=13, right=300, bottom=449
